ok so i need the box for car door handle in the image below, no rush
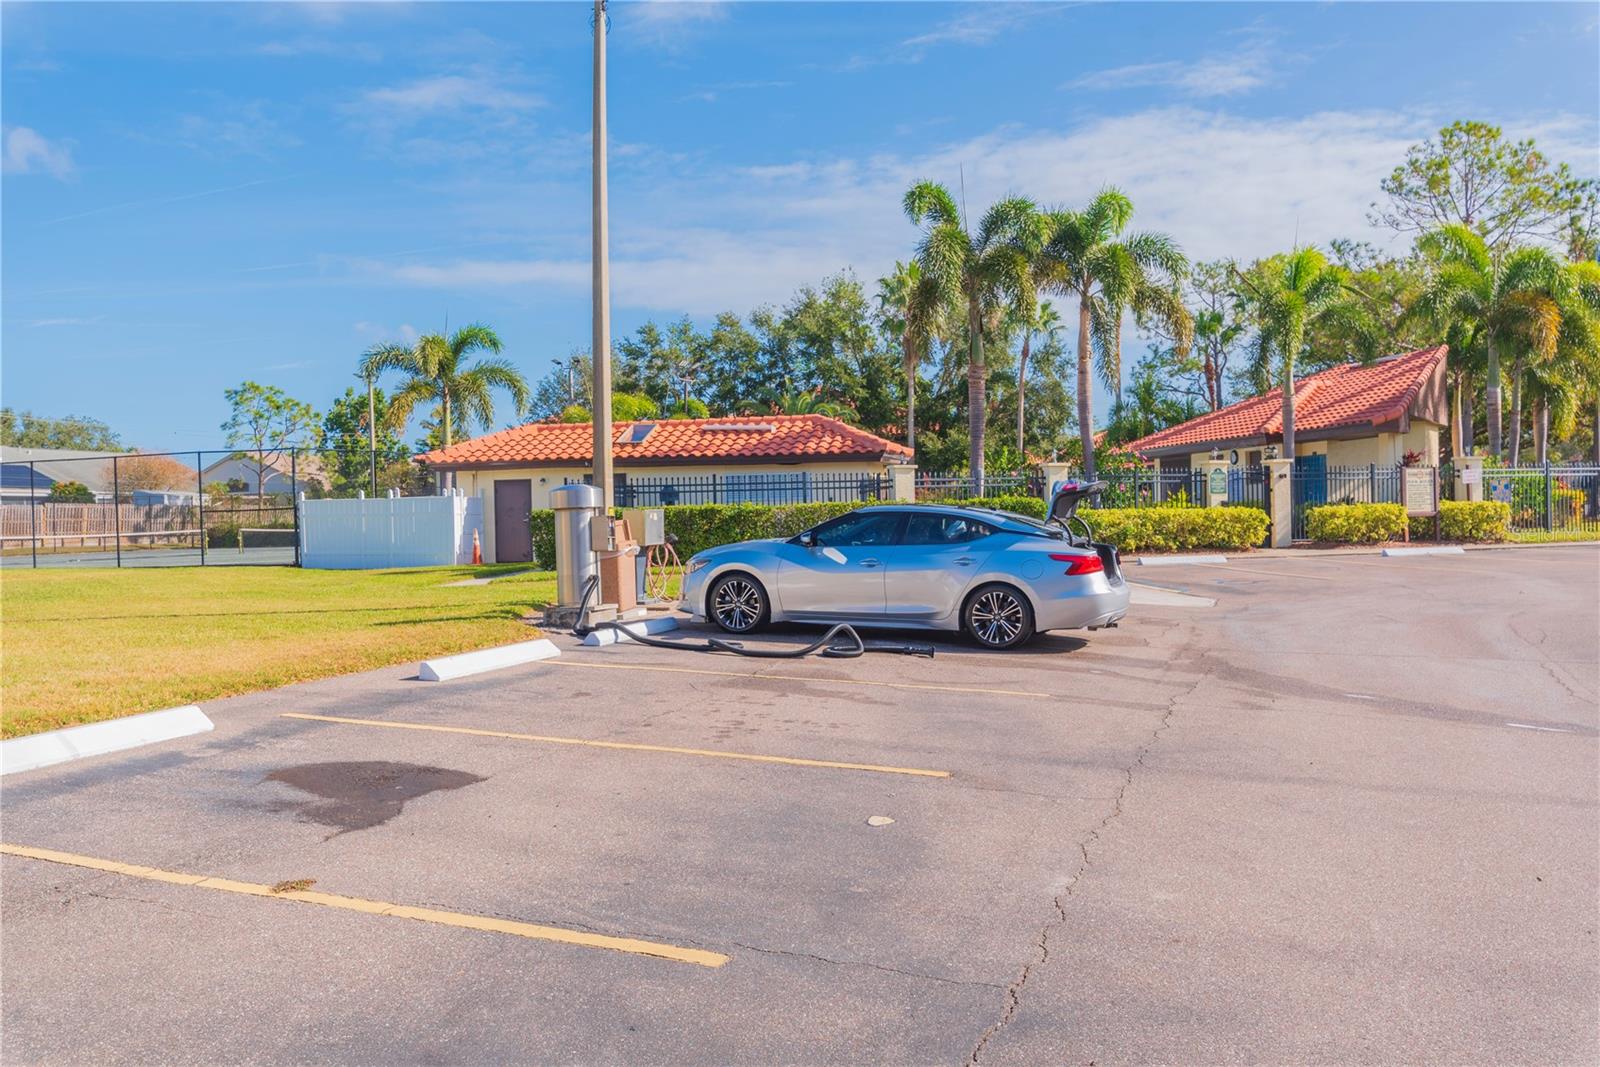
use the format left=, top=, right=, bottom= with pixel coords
left=952, top=556, right=976, bottom=566
left=858, top=558, right=881, bottom=568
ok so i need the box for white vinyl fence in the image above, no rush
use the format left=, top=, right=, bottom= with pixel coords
left=298, top=491, right=482, bottom=569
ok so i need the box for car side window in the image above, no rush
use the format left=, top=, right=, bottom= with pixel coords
left=811, top=512, right=904, bottom=547
left=902, top=514, right=994, bottom=545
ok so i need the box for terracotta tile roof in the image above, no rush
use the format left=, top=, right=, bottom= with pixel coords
left=419, top=414, right=913, bottom=469
left=1126, top=345, right=1448, bottom=456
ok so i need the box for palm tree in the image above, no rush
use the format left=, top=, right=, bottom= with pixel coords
left=1234, top=248, right=1361, bottom=459
left=1014, top=297, right=1062, bottom=456
left=1041, top=188, right=1190, bottom=481
left=738, top=382, right=855, bottom=421
left=1192, top=305, right=1244, bottom=411
left=876, top=261, right=949, bottom=456
left=1412, top=225, right=1568, bottom=459
left=360, top=325, right=530, bottom=451
left=1528, top=260, right=1600, bottom=463
left=904, top=181, right=1040, bottom=492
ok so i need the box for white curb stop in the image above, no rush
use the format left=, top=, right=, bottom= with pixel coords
left=581, top=617, right=681, bottom=647
left=0, top=705, right=214, bottom=777
left=418, top=638, right=562, bottom=681
left=1137, top=554, right=1228, bottom=566
left=1382, top=546, right=1466, bottom=557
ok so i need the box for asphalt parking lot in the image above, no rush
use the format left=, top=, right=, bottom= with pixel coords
left=3, top=546, right=1596, bottom=1065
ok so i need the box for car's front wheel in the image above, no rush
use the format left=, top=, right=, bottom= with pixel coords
left=708, top=573, right=768, bottom=634
left=963, top=583, right=1035, bottom=649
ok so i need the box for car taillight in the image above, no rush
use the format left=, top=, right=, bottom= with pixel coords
left=1048, top=552, right=1104, bottom=575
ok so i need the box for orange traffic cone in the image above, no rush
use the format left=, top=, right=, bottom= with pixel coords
left=472, top=529, right=483, bottom=565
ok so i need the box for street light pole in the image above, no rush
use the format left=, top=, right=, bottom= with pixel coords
left=591, top=0, right=614, bottom=507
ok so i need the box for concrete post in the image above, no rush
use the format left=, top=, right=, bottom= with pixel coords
left=1453, top=454, right=1484, bottom=503
left=1265, top=457, right=1295, bottom=548
left=888, top=464, right=916, bottom=502
left=1040, top=462, right=1073, bottom=497
left=1204, top=459, right=1230, bottom=508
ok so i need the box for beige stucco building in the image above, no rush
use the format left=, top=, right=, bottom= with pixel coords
left=1127, top=345, right=1449, bottom=475
left=418, top=414, right=912, bottom=563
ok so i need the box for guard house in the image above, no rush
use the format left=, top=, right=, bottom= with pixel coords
left=1125, top=345, right=1449, bottom=476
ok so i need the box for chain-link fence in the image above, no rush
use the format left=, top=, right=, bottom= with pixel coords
left=0, top=446, right=439, bottom=569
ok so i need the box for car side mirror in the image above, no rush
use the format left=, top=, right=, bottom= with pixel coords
left=798, top=530, right=816, bottom=547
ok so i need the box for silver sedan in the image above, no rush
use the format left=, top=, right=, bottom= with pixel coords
left=679, top=504, right=1128, bottom=649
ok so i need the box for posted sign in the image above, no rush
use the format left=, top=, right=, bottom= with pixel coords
left=1403, top=466, right=1439, bottom=517
left=1207, top=466, right=1228, bottom=501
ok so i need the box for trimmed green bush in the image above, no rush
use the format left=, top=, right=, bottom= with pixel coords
left=1077, top=506, right=1268, bottom=553
left=1305, top=503, right=1408, bottom=543
left=531, top=496, right=1268, bottom=563
left=1408, top=499, right=1511, bottom=542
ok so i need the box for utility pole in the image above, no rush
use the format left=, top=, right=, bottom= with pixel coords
left=591, top=0, right=614, bottom=506
left=365, top=371, right=378, bottom=496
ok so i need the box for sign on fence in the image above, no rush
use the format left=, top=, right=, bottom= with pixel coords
left=1403, top=466, right=1439, bottom=517
left=1207, top=467, right=1228, bottom=501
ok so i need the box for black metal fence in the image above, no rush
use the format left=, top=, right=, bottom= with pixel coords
left=915, top=471, right=1042, bottom=500
left=1289, top=462, right=1414, bottom=540
left=1482, top=464, right=1600, bottom=539
left=612, top=471, right=888, bottom=507
left=0, top=446, right=435, bottom=569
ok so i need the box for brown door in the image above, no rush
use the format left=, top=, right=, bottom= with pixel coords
left=493, top=479, right=533, bottom=563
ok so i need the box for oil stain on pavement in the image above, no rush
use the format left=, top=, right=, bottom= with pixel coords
left=264, top=761, right=485, bottom=833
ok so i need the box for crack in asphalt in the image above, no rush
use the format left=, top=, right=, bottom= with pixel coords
left=965, top=654, right=1200, bottom=1065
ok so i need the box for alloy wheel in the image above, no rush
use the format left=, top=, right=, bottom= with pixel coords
left=969, top=589, right=1026, bottom=647
left=712, top=577, right=762, bottom=632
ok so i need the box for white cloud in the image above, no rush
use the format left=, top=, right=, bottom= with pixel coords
left=361, top=74, right=542, bottom=114
left=902, top=7, right=1024, bottom=49
left=257, top=37, right=382, bottom=62
left=360, top=107, right=1599, bottom=315
left=354, top=321, right=420, bottom=344
left=1064, top=28, right=1281, bottom=97
left=2, top=126, right=76, bottom=179
left=622, top=0, right=729, bottom=46
left=168, top=102, right=302, bottom=158
left=627, top=0, right=727, bottom=27
left=847, top=4, right=1056, bottom=69
left=27, top=316, right=102, bottom=327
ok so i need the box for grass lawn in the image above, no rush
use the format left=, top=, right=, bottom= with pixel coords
left=1507, top=528, right=1600, bottom=543
left=1, top=564, right=555, bottom=739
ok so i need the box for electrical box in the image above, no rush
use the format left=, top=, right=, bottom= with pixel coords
left=589, top=513, right=619, bottom=553
left=620, top=507, right=665, bottom=546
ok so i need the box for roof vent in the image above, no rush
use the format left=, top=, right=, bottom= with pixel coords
left=702, top=422, right=774, bottom=433
left=621, top=422, right=655, bottom=443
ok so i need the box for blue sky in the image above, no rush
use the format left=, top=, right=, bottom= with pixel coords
left=4, top=1, right=1597, bottom=451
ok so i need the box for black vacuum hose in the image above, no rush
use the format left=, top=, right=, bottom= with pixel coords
left=570, top=576, right=934, bottom=659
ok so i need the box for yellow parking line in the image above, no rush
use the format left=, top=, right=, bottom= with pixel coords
left=0, top=843, right=728, bottom=968
left=548, top=658, right=1051, bottom=699
left=282, top=713, right=950, bottom=778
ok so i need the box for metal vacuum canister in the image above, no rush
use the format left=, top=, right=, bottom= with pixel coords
left=550, top=482, right=603, bottom=607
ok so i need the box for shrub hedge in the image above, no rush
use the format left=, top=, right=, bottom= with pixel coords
left=1304, top=503, right=1408, bottom=543
left=1307, top=499, right=1513, bottom=544
left=529, top=496, right=1268, bottom=563
left=1408, top=500, right=1511, bottom=542
left=1082, top=506, right=1268, bottom=552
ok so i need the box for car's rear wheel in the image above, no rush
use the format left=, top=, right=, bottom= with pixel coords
left=963, top=583, right=1035, bottom=649
left=708, top=573, right=768, bottom=634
